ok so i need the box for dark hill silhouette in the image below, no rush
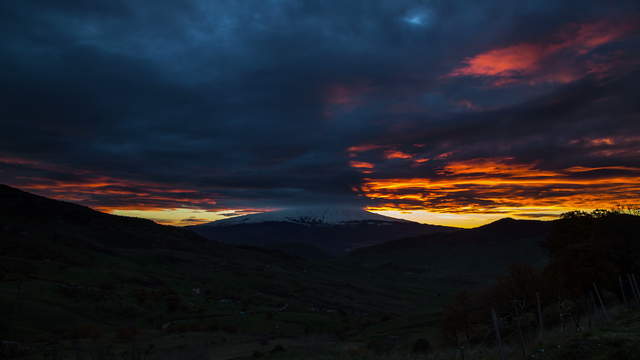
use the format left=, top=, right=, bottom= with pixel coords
left=1, top=184, right=447, bottom=344
left=0, top=184, right=209, bottom=251
left=474, top=217, right=551, bottom=236
left=350, top=217, right=553, bottom=285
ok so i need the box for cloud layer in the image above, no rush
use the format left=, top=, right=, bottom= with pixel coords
left=1, top=0, right=639, bottom=225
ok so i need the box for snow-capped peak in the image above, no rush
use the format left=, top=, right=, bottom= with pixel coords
left=203, top=207, right=411, bottom=227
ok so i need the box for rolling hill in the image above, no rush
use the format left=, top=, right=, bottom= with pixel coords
left=0, top=185, right=444, bottom=357
left=350, top=217, right=553, bottom=286
left=1, top=185, right=562, bottom=359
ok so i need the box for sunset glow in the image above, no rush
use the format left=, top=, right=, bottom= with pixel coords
left=447, top=19, right=637, bottom=86
left=357, top=157, right=640, bottom=226
left=2, top=2, right=639, bottom=229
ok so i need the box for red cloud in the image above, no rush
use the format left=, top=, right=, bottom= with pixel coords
left=411, top=158, right=430, bottom=167
left=447, top=19, right=637, bottom=86
left=1, top=153, right=219, bottom=212
left=347, top=144, right=383, bottom=153
left=450, top=43, right=543, bottom=79
left=384, top=150, right=413, bottom=159
left=324, top=82, right=376, bottom=118
left=454, top=99, right=481, bottom=111
left=349, top=160, right=374, bottom=169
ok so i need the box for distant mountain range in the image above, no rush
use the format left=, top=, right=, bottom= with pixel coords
left=189, top=207, right=456, bottom=256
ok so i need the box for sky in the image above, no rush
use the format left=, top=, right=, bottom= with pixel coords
left=1, top=0, right=640, bottom=228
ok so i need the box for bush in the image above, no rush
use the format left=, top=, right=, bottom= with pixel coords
left=366, top=336, right=398, bottom=354
left=412, top=338, right=431, bottom=354
left=116, top=327, right=139, bottom=343
left=67, top=324, right=102, bottom=340
left=270, top=344, right=285, bottom=354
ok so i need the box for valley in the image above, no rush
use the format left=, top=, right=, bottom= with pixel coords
left=0, top=185, right=477, bottom=358
left=4, top=184, right=639, bottom=360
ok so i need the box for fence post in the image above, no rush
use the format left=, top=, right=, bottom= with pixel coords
left=536, top=292, right=544, bottom=341
left=619, top=275, right=628, bottom=306
left=589, top=291, right=599, bottom=327
left=593, top=282, right=609, bottom=321
left=491, top=308, right=506, bottom=360
left=513, top=300, right=527, bottom=360
left=632, top=274, right=640, bottom=304
left=627, top=274, right=639, bottom=303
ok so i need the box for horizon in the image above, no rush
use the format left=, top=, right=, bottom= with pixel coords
left=107, top=201, right=558, bottom=228
left=106, top=200, right=555, bottom=229
left=2, top=1, right=639, bottom=229
left=5, top=182, right=560, bottom=229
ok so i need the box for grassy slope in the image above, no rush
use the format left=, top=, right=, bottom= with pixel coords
left=0, top=185, right=444, bottom=358
left=0, top=185, right=564, bottom=359
left=257, top=308, right=640, bottom=359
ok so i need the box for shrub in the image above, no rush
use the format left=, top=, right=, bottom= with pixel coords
left=412, top=338, right=431, bottom=354
left=116, top=327, right=139, bottom=343
left=270, top=344, right=285, bottom=354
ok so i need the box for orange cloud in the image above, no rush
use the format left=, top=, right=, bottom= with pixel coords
left=384, top=150, right=413, bottom=159
left=571, top=135, right=640, bottom=147
left=589, top=137, right=615, bottom=146
left=565, top=166, right=640, bottom=173
left=349, top=160, right=375, bottom=169
left=0, top=156, right=44, bottom=167
left=447, top=19, right=637, bottom=86
left=436, top=152, right=453, bottom=159
left=412, top=158, right=430, bottom=166
left=1, top=154, right=219, bottom=214
left=568, top=136, right=640, bottom=159
left=449, top=43, right=543, bottom=78
left=437, top=157, right=558, bottom=177
left=347, top=144, right=383, bottom=156
left=358, top=157, right=640, bottom=217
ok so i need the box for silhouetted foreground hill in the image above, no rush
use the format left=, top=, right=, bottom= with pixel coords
left=0, top=184, right=209, bottom=251
left=1, top=185, right=576, bottom=360
left=350, top=217, right=553, bottom=284
left=0, top=185, right=444, bottom=357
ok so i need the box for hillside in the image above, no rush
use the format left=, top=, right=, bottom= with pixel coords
left=0, top=184, right=210, bottom=252
left=0, top=185, right=444, bottom=358
left=1, top=185, right=573, bottom=360
left=350, top=217, right=553, bottom=285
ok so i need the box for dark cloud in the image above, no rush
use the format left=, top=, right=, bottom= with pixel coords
left=1, top=0, right=639, bottom=217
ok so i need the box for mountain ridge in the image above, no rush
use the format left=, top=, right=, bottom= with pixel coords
left=200, top=207, right=413, bottom=227
left=189, top=207, right=456, bottom=256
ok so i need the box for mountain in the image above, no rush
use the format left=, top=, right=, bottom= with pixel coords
left=0, top=184, right=443, bottom=348
left=350, top=217, right=553, bottom=286
left=188, top=207, right=456, bottom=256
left=208, top=207, right=412, bottom=226
left=0, top=184, right=209, bottom=252
left=0, top=184, right=563, bottom=358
